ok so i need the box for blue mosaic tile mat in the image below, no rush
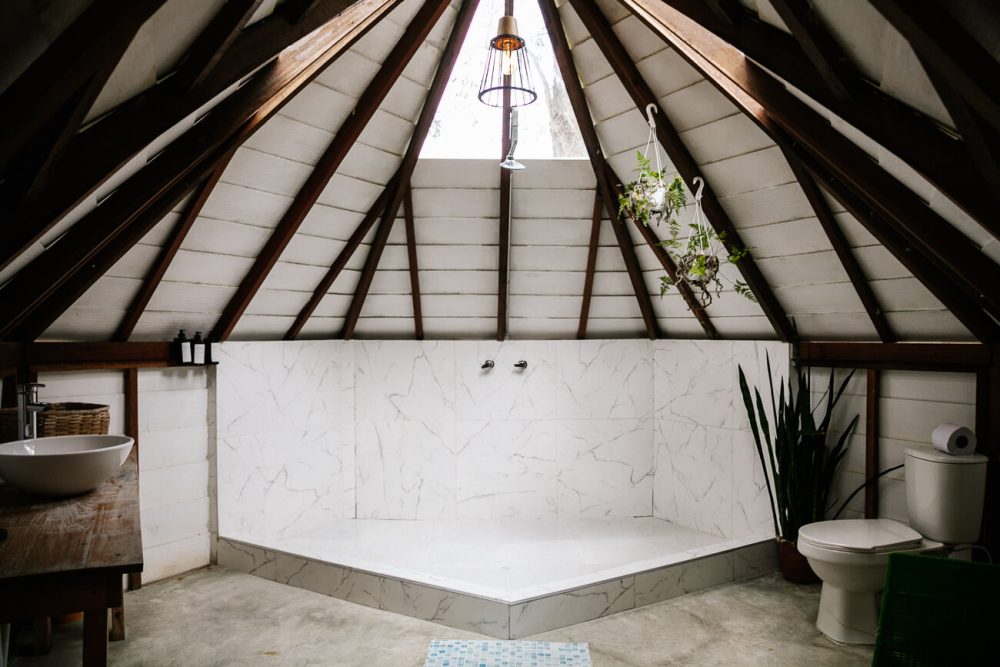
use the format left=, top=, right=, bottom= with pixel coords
left=424, top=640, right=591, bottom=667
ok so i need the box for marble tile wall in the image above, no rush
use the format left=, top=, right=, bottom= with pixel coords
left=215, top=339, right=657, bottom=537
left=652, top=340, right=791, bottom=540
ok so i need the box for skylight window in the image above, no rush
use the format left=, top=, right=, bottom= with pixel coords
left=420, top=0, right=586, bottom=159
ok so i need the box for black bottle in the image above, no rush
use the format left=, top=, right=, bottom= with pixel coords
left=174, top=330, right=192, bottom=365
left=191, top=332, right=206, bottom=365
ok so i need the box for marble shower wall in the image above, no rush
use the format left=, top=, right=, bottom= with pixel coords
left=215, top=340, right=655, bottom=537
left=652, top=340, right=791, bottom=540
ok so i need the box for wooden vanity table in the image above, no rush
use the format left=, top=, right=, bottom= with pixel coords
left=0, top=449, right=142, bottom=666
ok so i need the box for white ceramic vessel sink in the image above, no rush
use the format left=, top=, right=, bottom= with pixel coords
left=0, top=434, right=134, bottom=497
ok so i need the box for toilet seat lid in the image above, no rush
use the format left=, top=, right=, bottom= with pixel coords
left=798, top=519, right=923, bottom=553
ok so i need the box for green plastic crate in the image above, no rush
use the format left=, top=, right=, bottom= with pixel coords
left=873, top=553, right=1000, bottom=666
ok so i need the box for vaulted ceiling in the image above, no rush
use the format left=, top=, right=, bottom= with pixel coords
left=1, top=0, right=997, bottom=344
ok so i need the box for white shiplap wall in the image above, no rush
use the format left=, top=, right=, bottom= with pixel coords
left=807, top=366, right=977, bottom=524
left=34, top=368, right=212, bottom=582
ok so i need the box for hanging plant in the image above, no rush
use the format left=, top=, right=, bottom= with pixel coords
left=617, top=105, right=756, bottom=309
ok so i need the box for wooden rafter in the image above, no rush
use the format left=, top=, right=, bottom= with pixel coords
left=403, top=186, right=424, bottom=340
left=577, top=193, right=602, bottom=340
left=211, top=0, right=455, bottom=342
left=868, top=0, right=1000, bottom=133
left=0, top=1, right=166, bottom=208
left=113, top=153, right=235, bottom=342
left=571, top=0, right=780, bottom=341
left=768, top=0, right=856, bottom=102
left=173, top=0, right=265, bottom=92
left=0, top=0, right=394, bottom=342
left=658, top=0, right=998, bottom=238
left=778, top=143, right=894, bottom=343
left=3, top=0, right=398, bottom=274
left=340, top=0, right=480, bottom=340
left=284, top=177, right=399, bottom=340
left=920, top=59, right=1000, bottom=208
left=0, top=0, right=165, bottom=176
left=620, top=0, right=1000, bottom=334
left=798, top=149, right=1000, bottom=342
left=539, top=0, right=658, bottom=340
left=703, top=0, right=741, bottom=25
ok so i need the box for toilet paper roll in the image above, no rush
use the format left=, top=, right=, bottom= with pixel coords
left=931, top=423, right=977, bottom=456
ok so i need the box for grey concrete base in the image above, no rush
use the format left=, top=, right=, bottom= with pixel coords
left=9, top=567, right=873, bottom=666
left=217, top=536, right=778, bottom=639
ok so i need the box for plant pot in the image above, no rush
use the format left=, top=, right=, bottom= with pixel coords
left=776, top=537, right=820, bottom=584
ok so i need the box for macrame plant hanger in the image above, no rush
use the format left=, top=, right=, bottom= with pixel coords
left=642, top=104, right=667, bottom=211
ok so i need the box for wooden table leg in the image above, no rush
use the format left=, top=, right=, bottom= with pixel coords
left=82, top=609, right=108, bottom=667
left=110, top=606, right=125, bottom=642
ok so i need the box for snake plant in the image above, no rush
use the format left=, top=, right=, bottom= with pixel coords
left=738, top=355, right=858, bottom=542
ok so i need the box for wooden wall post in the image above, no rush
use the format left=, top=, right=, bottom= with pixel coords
left=975, top=348, right=1000, bottom=557
left=124, top=368, right=141, bottom=592
left=865, top=368, right=880, bottom=519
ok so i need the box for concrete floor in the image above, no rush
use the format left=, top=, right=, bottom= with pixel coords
left=11, top=566, right=872, bottom=666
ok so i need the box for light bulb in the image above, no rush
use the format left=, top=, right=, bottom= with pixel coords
left=501, top=47, right=516, bottom=77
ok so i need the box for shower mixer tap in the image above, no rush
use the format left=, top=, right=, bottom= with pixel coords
left=481, top=360, right=495, bottom=370
left=514, top=360, right=528, bottom=370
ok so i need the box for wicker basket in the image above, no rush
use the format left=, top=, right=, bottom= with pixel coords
left=0, top=402, right=110, bottom=442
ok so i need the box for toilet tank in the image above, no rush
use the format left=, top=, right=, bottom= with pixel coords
left=905, top=447, right=988, bottom=544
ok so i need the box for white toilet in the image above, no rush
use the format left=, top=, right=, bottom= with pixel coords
left=797, top=446, right=988, bottom=645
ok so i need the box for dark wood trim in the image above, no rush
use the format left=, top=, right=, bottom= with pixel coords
left=0, top=3, right=393, bottom=340
left=577, top=193, right=602, bottom=339
left=497, top=114, right=512, bottom=342
left=865, top=368, right=880, bottom=519
left=620, top=0, right=1000, bottom=330
left=779, top=143, right=894, bottom=342
left=0, top=0, right=165, bottom=178
left=868, top=0, right=1000, bottom=133
left=796, top=342, right=991, bottom=372
left=173, top=0, right=265, bottom=92
left=539, top=0, right=658, bottom=340
left=920, top=58, right=1000, bottom=210
left=24, top=343, right=173, bottom=371
left=796, top=151, right=1000, bottom=343
left=113, top=154, right=233, bottom=342
left=7, top=0, right=399, bottom=269
left=975, top=356, right=1000, bottom=557
left=657, top=0, right=998, bottom=238
left=403, top=186, right=423, bottom=341
left=283, top=178, right=397, bottom=340
left=123, top=367, right=142, bottom=592
left=340, top=0, right=480, bottom=341
left=571, top=0, right=788, bottom=341
left=703, top=0, right=740, bottom=24
left=213, top=0, right=454, bottom=342
left=768, top=0, right=855, bottom=102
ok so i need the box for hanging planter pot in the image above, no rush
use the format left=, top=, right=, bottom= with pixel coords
left=617, top=107, right=757, bottom=310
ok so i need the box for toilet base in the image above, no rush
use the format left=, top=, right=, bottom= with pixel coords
left=816, top=583, right=880, bottom=645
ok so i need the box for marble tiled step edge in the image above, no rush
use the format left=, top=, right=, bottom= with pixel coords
left=217, top=537, right=778, bottom=639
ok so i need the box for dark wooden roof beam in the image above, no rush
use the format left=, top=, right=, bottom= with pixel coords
left=4, top=0, right=400, bottom=273
left=173, top=0, right=266, bottom=92
left=212, top=0, right=456, bottom=341
left=403, top=186, right=424, bottom=340
left=620, top=0, right=1000, bottom=333
left=768, top=0, right=857, bottom=102
left=778, top=142, right=894, bottom=342
left=539, top=0, right=658, bottom=340
left=659, top=0, right=999, bottom=238
left=868, top=0, right=1000, bottom=133
left=570, top=0, right=783, bottom=341
left=577, top=192, right=602, bottom=340
left=113, top=153, right=235, bottom=342
left=340, top=0, right=481, bottom=340
left=0, top=0, right=394, bottom=341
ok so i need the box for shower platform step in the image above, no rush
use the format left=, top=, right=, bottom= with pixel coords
left=217, top=518, right=777, bottom=639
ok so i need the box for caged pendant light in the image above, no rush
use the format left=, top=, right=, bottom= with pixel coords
left=478, top=11, right=537, bottom=107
